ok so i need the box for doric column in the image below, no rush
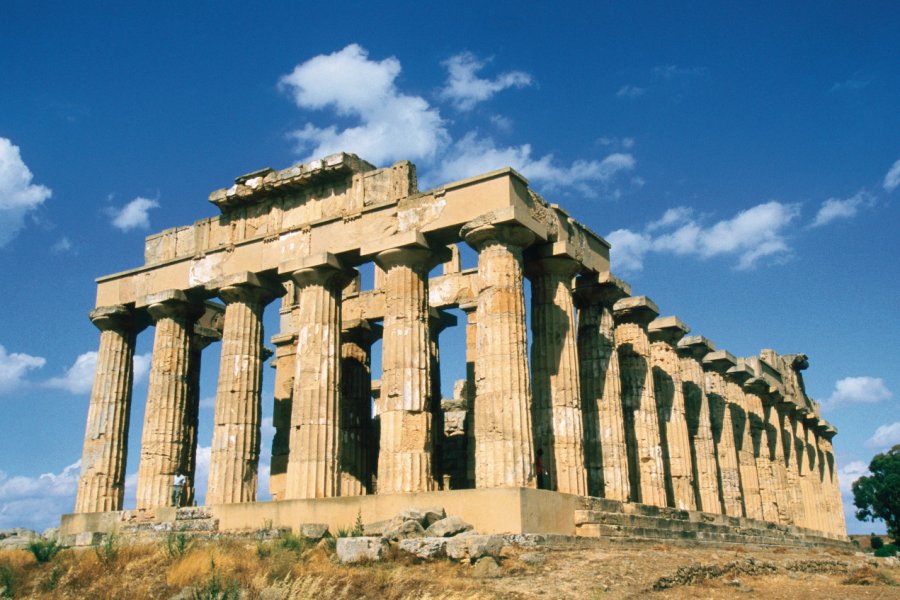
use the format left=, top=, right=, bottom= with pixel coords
left=75, top=305, right=145, bottom=513
left=367, top=234, right=437, bottom=494
left=283, top=254, right=348, bottom=499
left=703, top=351, right=745, bottom=517
left=269, top=280, right=298, bottom=501
left=724, top=365, right=763, bottom=520
left=575, top=272, right=631, bottom=501
left=779, top=401, right=808, bottom=528
left=205, top=273, right=280, bottom=505
left=812, top=425, right=833, bottom=533
left=340, top=319, right=381, bottom=496
left=613, top=296, right=667, bottom=507
left=802, top=410, right=827, bottom=532
left=135, top=290, right=200, bottom=510
left=820, top=426, right=846, bottom=536
left=461, top=220, right=536, bottom=489
left=528, top=256, right=587, bottom=495
left=648, top=317, right=696, bottom=511
left=742, top=374, right=780, bottom=523
left=676, top=336, right=722, bottom=514
left=757, top=384, right=793, bottom=525
left=429, top=309, right=457, bottom=489
left=795, top=410, right=820, bottom=531
left=460, top=301, right=477, bottom=489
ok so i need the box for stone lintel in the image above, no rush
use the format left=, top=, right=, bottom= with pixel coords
left=612, top=295, right=660, bottom=325
left=341, top=318, right=383, bottom=344
left=533, top=241, right=588, bottom=269
left=135, top=288, right=189, bottom=310
left=370, top=379, right=382, bottom=404
left=726, top=363, right=755, bottom=384
left=360, top=231, right=428, bottom=257
left=648, top=316, right=690, bottom=345
left=271, top=332, right=297, bottom=348
left=703, top=350, right=737, bottom=374
left=195, top=301, right=225, bottom=336
left=278, top=252, right=343, bottom=278
left=206, top=271, right=283, bottom=305
left=676, top=335, right=716, bottom=360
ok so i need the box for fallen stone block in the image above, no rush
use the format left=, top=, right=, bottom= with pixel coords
left=363, top=520, right=390, bottom=536
left=382, top=519, right=425, bottom=542
left=299, top=523, right=329, bottom=540
left=472, top=556, right=502, bottom=578
left=425, top=515, right=473, bottom=538
left=336, top=537, right=387, bottom=564
left=398, top=537, right=448, bottom=559
left=446, top=534, right=505, bottom=563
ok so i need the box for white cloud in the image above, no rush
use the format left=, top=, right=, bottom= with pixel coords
left=0, top=137, right=52, bottom=247
left=830, top=79, right=870, bottom=93
left=616, top=85, right=645, bottom=98
left=867, top=422, right=900, bottom=450
left=439, top=52, right=532, bottom=111
left=884, top=159, right=900, bottom=193
left=0, top=344, right=45, bottom=394
left=50, top=236, right=72, bottom=254
left=280, top=45, right=635, bottom=196
left=280, top=44, right=449, bottom=166
left=810, top=190, right=873, bottom=227
left=0, top=461, right=80, bottom=530
left=109, top=197, right=159, bottom=231
left=44, top=351, right=151, bottom=395
left=608, top=201, right=800, bottom=273
left=823, top=376, right=893, bottom=408
left=838, top=460, right=869, bottom=494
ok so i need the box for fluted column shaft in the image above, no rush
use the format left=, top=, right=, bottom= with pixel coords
left=463, top=222, right=536, bottom=489
left=340, top=322, right=378, bottom=496
left=650, top=338, right=696, bottom=510
left=745, top=390, right=778, bottom=522
left=725, top=379, right=763, bottom=519
left=705, top=370, right=745, bottom=516
left=269, top=281, right=298, bottom=501
left=136, top=297, right=196, bottom=509
left=529, top=257, right=587, bottom=495
left=613, top=298, right=667, bottom=507
left=801, top=418, right=824, bottom=532
left=762, top=402, right=793, bottom=525
left=780, top=406, right=807, bottom=527
left=285, top=264, right=345, bottom=499
left=462, top=303, right=477, bottom=489
left=576, top=282, right=630, bottom=501
left=75, top=306, right=141, bottom=513
left=375, top=247, right=434, bottom=494
left=677, top=351, right=722, bottom=514
left=821, top=436, right=846, bottom=535
left=814, top=431, right=833, bottom=533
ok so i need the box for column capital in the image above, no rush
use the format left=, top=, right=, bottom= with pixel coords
left=279, top=253, right=351, bottom=288
left=89, top=304, right=147, bottom=333
left=648, top=315, right=689, bottom=345
left=702, top=349, right=737, bottom=374
left=428, top=308, right=458, bottom=335
left=676, top=335, right=715, bottom=361
left=341, top=318, right=383, bottom=346
left=207, top=271, right=282, bottom=306
left=574, top=271, right=631, bottom=309
left=524, top=255, right=582, bottom=281
left=612, top=295, right=659, bottom=325
left=136, top=289, right=202, bottom=323
left=743, top=376, right=771, bottom=396
left=461, top=221, right=536, bottom=251
left=725, top=363, right=755, bottom=385
left=362, top=231, right=450, bottom=271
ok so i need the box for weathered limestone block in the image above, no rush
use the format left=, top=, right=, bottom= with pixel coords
left=336, top=537, right=387, bottom=563
left=426, top=515, right=473, bottom=537
left=75, top=305, right=144, bottom=513
left=613, top=296, right=667, bottom=507
left=446, top=534, right=505, bottom=563
left=759, top=387, right=794, bottom=525
left=371, top=237, right=436, bottom=494
left=575, top=273, right=632, bottom=501
left=340, top=320, right=380, bottom=496
left=528, top=256, right=587, bottom=495
left=136, top=291, right=199, bottom=510
left=779, top=402, right=807, bottom=528
left=268, top=331, right=296, bottom=502
left=675, top=335, right=722, bottom=515
left=648, top=316, right=696, bottom=511
left=801, top=412, right=826, bottom=533
left=205, top=273, right=280, bottom=505
left=429, top=310, right=456, bottom=489
left=283, top=254, right=349, bottom=499
left=813, top=427, right=833, bottom=533
left=702, top=351, right=745, bottom=517
left=398, top=537, right=448, bottom=559
left=442, top=380, right=471, bottom=490
left=462, top=221, right=536, bottom=489
left=724, top=365, right=763, bottom=520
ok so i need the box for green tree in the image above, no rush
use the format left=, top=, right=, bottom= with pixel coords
left=852, top=444, right=900, bottom=544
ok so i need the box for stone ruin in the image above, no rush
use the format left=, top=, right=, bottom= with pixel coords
left=61, top=153, right=847, bottom=545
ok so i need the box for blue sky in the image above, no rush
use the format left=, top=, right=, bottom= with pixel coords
left=1, top=2, right=897, bottom=534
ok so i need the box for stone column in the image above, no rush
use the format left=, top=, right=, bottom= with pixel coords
left=460, top=301, right=478, bottom=489
left=613, top=296, right=667, bottom=507
left=371, top=238, right=436, bottom=494
left=779, top=402, right=808, bottom=528
left=820, top=427, right=846, bottom=536
left=742, top=375, right=780, bottom=523
left=528, top=256, right=587, bottom=495
left=340, top=319, right=381, bottom=496
left=801, top=411, right=826, bottom=532
left=269, top=280, right=298, bottom=501
left=795, top=411, right=820, bottom=531
left=703, top=351, right=745, bottom=517
left=136, top=290, right=199, bottom=510
left=461, top=220, right=536, bottom=489
left=724, top=365, right=763, bottom=520
left=575, top=272, right=631, bottom=501
left=206, top=273, right=280, bottom=505
left=429, top=310, right=456, bottom=489
left=648, top=317, right=696, bottom=511
left=75, top=305, right=145, bottom=513
left=676, top=336, right=722, bottom=514
left=813, top=426, right=833, bottom=534
left=283, top=254, right=348, bottom=499
left=758, top=386, right=793, bottom=525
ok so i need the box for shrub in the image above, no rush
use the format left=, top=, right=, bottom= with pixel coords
left=165, top=530, right=191, bottom=559
left=874, top=543, right=898, bottom=558
left=191, top=558, right=241, bottom=600
left=28, top=536, right=62, bottom=563
left=0, top=565, right=14, bottom=599
left=870, top=534, right=884, bottom=550
left=95, top=531, right=120, bottom=565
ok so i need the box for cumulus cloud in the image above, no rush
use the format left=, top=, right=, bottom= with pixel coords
left=810, top=190, right=874, bottom=227
left=837, top=460, right=869, bottom=494
left=607, top=201, right=800, bottom=273
left=439, top=52, right=532, bottom=111
left=109, top=197, right=159, bottom=232
left=884, top=159, right=900, bottom=193
left=50, top=236, right=72, bottom=254
left=823, top=376, right=893, bottom=408
left=44, top=351, right=151, bottom=395
left=867, top=422, right=900, bottom=450
left=0, top=137, right=52, bottom=247
left=0, top=344, right=45, bottom=394
left=280, top=45, right=635, bottom=195
left=0, top=461, right=80, bottom=530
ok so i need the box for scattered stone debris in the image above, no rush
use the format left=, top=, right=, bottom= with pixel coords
left=298, top=523, right=329, bottom=540
left=335, top=537, right=387, bottom=563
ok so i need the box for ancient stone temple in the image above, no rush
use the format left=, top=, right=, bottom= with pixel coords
left=62, top=153, right=847, bottom=544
